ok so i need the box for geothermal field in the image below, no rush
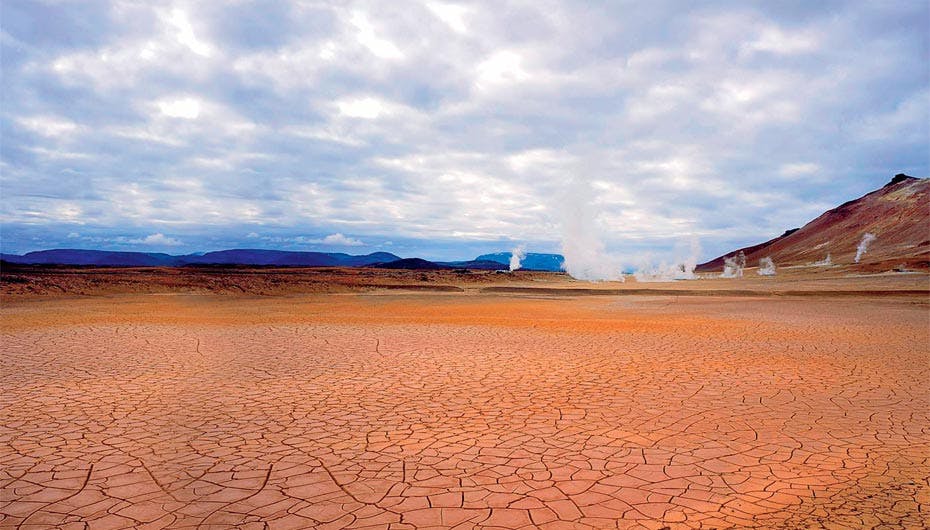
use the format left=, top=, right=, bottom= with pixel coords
left=1, top=268, right=928, bottom=529
left=5, top=0, right=929, bottom=527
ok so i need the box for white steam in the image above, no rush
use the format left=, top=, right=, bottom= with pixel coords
left=560, top=176, right=624, bottom=281
left=757, top=256, right=776, bottom=276
left=854, top=233, right=876, bottom=263
left=811, top=254, right=832, bottom=267
left=721, top=251, right=746, bottom=278
left=634, top=237, right=701, bottom=282
left=509, top=244, right=526, bottom=271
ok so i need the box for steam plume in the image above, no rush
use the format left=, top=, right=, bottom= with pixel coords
left=757, top=256, right=776, bottom=276
left=811, top=254, right=832, bottom=267
left=854, top=233, right=876, bottom=263
left=560, top=176, right=624, bottom=281
left=509, top=244, right=526, bottom=271
left=634, top=237, right=701, bottom=282
left=721, top=251, right=746, bottom=278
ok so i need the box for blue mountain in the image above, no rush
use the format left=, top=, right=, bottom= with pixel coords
left=183, top=250, right=400, bottom=267
left=438, top=259, right=509, bottom=270
left=475, top=252, right=565, bottom=271
left=0, top=249, right=183, bottom=266
left=1, top=249, right=400, bottom=267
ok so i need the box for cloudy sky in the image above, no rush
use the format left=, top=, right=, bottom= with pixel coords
left=2, top=1, right=927, bottom=262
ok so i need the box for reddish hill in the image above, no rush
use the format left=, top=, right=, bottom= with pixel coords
left=697, top=174, right=930, bottom=272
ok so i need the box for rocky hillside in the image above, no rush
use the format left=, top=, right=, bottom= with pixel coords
left=697, top=174, right=929, bottom=271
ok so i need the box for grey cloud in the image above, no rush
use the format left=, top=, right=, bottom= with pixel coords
left=1, top=0, right=926, bottom=262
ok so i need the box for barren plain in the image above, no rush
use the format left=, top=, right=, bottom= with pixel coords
left=1, top=269, right=928, bottom=529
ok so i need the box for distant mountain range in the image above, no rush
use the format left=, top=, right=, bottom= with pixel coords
left=0, top=249, right=402, bottom=268
left=697, top=174, right=930, bottom=271
left=1, top=248, right=568, bottom=272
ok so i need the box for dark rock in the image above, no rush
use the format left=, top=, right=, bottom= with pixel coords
left=886, top=173, right=916, bottom=187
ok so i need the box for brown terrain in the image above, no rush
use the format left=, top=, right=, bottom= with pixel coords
left=1, top=267, right=929, bottom=529
left=697, top=175, right=930, bottom=272
left=2, top=262, right=929, bottom=299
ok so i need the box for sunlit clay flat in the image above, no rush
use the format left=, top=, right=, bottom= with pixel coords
left=2, top=270, right=927, bottom=529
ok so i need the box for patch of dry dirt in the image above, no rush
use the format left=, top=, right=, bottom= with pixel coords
left=1, top=289, right=928, bottom=529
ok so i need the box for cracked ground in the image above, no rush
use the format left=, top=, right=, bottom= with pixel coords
left=1, top=293, right=928, bottom=529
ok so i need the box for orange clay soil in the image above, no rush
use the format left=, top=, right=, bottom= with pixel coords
left=1, top=288, right=928, bottom=529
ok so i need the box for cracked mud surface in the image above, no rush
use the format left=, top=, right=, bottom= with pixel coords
left=2, top=293, right=928, bottom=529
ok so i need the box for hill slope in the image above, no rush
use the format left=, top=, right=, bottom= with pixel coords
left=697, top=174, right=930, bottom=272
left=371, top=258, right=452, bottom=270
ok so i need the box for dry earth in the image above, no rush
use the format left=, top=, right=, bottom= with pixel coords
left=2, top=265, right=929, bottom=299
left=1, top=274, right=929, bottom=529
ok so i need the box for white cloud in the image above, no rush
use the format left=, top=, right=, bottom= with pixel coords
left=17, top=116, right=79, bottom=137
left=165, top=8, right=214, bottom=57
left=284, top=125, right=364, bottom=146
left=55, top=203, right=84, bottom=222
left=337, top=96, right=391, bottom=119
left=261, top=233, right=365, bottom=246
left=128, top=233, right=182, bottom=246
left=351, top=10, right=403, bottom=59
left=779, top=163, right=821, bottom=178
left=743, top=26, right=819, bottom=56
left=157, top=97, right=202, bottom=119
left=45, top=4, right=219, bottom=90
left=474, top=50, right=530, bottom=91
left=318, top=233, right=363, bottom=246
left=427, top=2, right=469, bottom=33
left=232, top=43, right=330, bottom=91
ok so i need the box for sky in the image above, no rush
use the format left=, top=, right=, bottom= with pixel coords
left=1, top=1, right=927, bottom=262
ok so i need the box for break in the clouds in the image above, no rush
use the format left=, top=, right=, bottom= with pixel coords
left=1, top=1, right=927, bottom=261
